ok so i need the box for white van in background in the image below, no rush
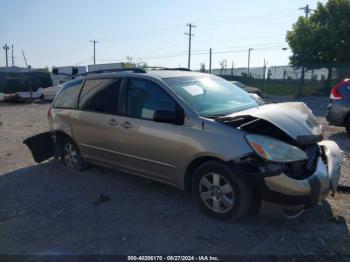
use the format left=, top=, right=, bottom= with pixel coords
left=42, top=66, right=86, bottom=101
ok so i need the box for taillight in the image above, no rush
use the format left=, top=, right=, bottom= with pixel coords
left=47, top=107, right=52, bottom=121
left=330, top=79, right=349, bottom=99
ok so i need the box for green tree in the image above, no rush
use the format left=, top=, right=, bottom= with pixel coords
left=136, top=61, right=148, bottom=69
left=219, top=59, right=227, bottom=74
left=124, top=56, right=134, bottom=68
left=286, top=0, right=350, bottom=87
left=200, top=62, right=206, bottom=72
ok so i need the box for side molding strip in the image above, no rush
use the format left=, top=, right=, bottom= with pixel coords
left=80, top=143, right=176, bottom=169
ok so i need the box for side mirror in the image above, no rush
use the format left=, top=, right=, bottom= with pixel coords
left=153, top=110, right=179, bottom=124
left=249, top=93, right=264, bottom=105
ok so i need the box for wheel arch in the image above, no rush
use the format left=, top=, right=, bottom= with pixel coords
left=53, top=130, right=80, bottom=156
left=184, top=156, right=227, bottom=192
left=54, top=130, right=76, bottom=144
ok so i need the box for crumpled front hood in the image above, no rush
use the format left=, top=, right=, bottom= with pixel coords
left=224, top=102, right=323, bottom=145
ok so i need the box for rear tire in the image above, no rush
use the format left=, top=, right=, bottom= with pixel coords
left=193, top=160, right=252, bottom=220
left=61, top=137, right=87, bottom=171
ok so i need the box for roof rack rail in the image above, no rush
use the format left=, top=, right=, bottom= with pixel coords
left=69, top=68, right=146, bottom=80
left=146, top=66, right=191, bottom=72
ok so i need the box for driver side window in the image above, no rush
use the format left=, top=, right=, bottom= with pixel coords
left=126, top=78, right=176, bottom=120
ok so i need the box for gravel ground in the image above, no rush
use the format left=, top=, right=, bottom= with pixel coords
left=0, top=98, right=350, bottom=255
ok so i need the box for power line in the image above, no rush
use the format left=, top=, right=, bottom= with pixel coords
left=185, top=23, right=196, bottom=70
left=19, top=10, right=298, bottom=66
left=191, top=34, right=284, bottom=47
left=100, top=24, right=184, bottom=43
left=194, top=8, right=299, bottom=26
left=138, top=45, right=287, bottom=61
left=94, top=42, right=286, bottom=63
left=193, top=44, right=286, bottom=55
left=74, top=43, right=288, bottom=65
left=91, top=9, right=298, bottom=44
left=206, top=41, right=286, bottom=53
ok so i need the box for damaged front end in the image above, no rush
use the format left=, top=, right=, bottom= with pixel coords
left=216, top=102, right=342, bottom=218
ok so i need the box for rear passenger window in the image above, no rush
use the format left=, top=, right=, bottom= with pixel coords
left=126, top=78, right=176, bottom=120
left=79, top=78, right=121, bottom=114
left=53, top=80, right=83, bottom=109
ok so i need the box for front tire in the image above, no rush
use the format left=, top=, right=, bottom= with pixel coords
left=61, top=138, right=86, bottom=171
left=193, top=160, right=252, bottom=220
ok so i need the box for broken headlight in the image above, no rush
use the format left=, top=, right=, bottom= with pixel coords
left=245, top=134, right=307, bottom=163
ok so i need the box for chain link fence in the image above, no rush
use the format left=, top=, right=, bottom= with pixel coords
left=212, top=63, right=350, bottom=96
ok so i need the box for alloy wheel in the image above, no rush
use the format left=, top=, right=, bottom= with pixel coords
left=199, top=173, right=235, bottom=213
left=63, top=142, right=78, bottom=168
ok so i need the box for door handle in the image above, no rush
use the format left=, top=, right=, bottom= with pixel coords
left=121, top=121, right=132, bottom=129
left=108, top=119, right=119, bottom=126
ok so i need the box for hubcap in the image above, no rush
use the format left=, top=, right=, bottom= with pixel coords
left=199, top=173, right=235, bottom=213
left=64, top=142, right=77, bottom=168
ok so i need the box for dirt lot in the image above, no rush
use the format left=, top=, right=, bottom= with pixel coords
left=0, top=98, right=350, bottom=255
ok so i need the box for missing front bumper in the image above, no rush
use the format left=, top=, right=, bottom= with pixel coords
left=259, top=140, right=342, bottom=217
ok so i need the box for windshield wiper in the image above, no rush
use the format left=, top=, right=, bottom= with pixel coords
left=202, top=113, right=231, bottom=119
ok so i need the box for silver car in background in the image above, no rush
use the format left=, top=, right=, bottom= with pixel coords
left=326, top=78, right=350, bottom=135
left=24, top=69, right=342, bottom=220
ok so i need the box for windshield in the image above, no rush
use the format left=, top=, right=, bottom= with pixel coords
left=231, top=81, right=246, bottom=89
left=164, top=75, right=258, bottom=117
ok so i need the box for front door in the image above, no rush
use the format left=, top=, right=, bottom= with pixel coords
left=112, top=78, right=182, bottom=183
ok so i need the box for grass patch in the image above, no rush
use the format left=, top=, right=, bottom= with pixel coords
left=259, top=82, right=326, bottom=96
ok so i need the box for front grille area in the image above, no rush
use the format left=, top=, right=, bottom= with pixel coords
left=303, top=143, right=320, bottom=174
left=281, top=144, right=320, bottom=180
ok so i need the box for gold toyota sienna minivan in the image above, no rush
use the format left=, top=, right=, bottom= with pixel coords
left=24, top=68, right=342, bottom=220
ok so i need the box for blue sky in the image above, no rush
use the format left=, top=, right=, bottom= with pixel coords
left=0, top=0, right=325, bottom=70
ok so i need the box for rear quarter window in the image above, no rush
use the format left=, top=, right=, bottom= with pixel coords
left=79, top=78, right=121, bottom=114
left=53, top=80, right=83, bottom=109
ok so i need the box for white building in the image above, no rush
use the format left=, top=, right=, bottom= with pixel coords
left=87, top=63, right=135, bottom=72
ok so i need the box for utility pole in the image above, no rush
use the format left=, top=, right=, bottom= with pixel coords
left=3, top=44, right=9, bottom=68
left=209, top=48, right=212, bottom=74
left=231, top=61, right=234, bottom=76
left=263, top=59, right=268, bottom=80
left=185, top=23, right=196, bottom=70
left=299, top=5, right=312, bottom=94
left=28, top=65, right=32, bottom=102
left=90, top=40, right=98, bottom=65
left=263, top=59, right=268, bottom=95
left=300, top=4, right=312, bottom=18
left=247, top=48, right=253, bottom=77
left=11, top=45, right=14, bottom=67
